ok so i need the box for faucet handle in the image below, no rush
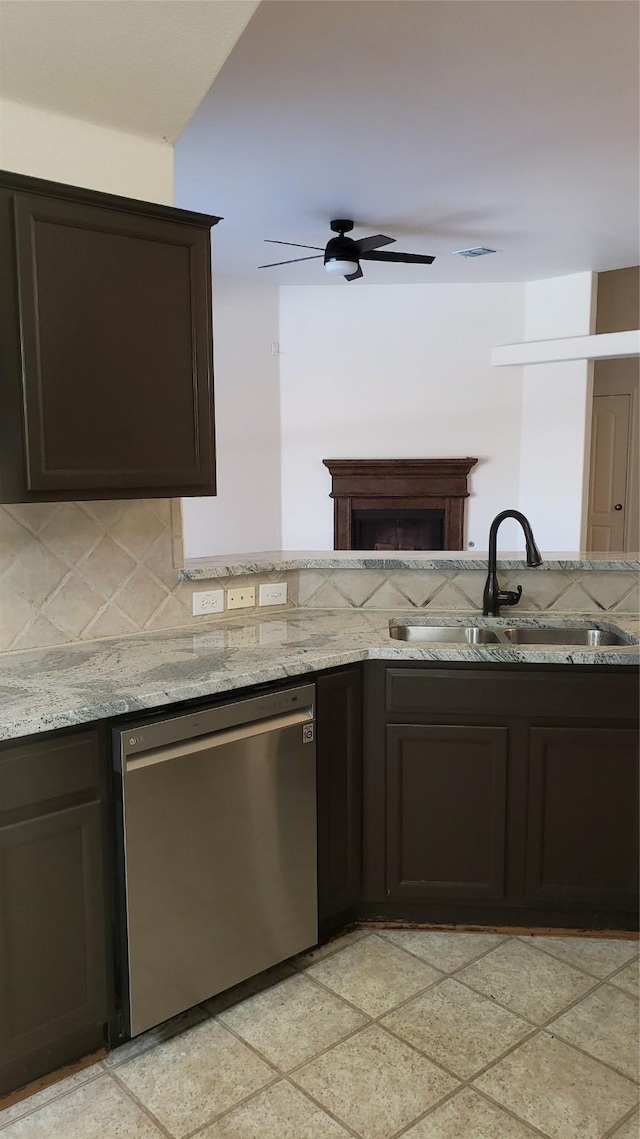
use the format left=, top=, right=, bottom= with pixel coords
left=500, top=585, right=523, bottom=607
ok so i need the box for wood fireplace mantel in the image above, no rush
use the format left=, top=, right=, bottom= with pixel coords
left=322, top=458, right=478, bottom=550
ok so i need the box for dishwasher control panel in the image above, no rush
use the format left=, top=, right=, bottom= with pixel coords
left=114, top=684, right=315, bottom=763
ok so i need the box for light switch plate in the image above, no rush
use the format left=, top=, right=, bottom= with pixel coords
left=226, top=586, right=256, bottom=610
left=258, top=582, right=287, bottom=606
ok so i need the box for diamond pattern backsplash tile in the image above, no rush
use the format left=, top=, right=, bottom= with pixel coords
left=297, top=567, right=639, bottom=616
left=0, top=500, right=184, bottom=651
left=0, top=503, right=300, bottom=651
left=0, top=513, right=637, bottom=652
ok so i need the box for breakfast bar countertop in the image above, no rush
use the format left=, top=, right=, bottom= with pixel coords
left=180, top=550, right=640, bottom=579
left=1, top=608, right=638, bottom=742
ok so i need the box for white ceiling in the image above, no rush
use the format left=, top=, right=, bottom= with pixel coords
left=0, top=0, right=258, bottom=143
left=175, top=0, right=640, bottom=285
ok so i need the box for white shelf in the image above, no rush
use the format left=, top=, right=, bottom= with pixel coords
left=491, top=329, right=640, bottom=367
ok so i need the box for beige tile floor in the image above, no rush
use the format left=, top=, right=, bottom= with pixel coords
left=1, top=929, right=638, bottom=1139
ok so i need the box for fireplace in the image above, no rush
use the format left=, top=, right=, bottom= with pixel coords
left=323, top=459, right=478, bottom=551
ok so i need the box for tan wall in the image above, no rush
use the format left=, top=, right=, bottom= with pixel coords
left=0, top=98, right=174, bottom=203
left=596, top=267, right=640, bottom=335
left=593, top=267, right=640, bottom=550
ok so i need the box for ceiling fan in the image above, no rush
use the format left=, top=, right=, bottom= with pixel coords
left=258, top=219, right=436, bottom=281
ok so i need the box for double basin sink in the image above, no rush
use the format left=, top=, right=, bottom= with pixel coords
left=389, top=623, right=629, bottom=647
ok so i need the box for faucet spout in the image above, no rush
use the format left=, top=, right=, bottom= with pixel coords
left=482, top=510, right=542, bottom=617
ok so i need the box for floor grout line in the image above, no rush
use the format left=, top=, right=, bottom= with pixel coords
left=278, top=1077, right=364, bottom=1139
left=0, top=1062, right=106, bottom=1132
left=177, top=1072, right=284, bottom=1139
left=107, top=1067, right=184, bottom=1138
left=219, top=1006, right=375, bottom=1082
left=449, top=967, right=640, bottom=1084
left=602, top=1103, right=639, bottom=1138
left=388, top=1082, right=553, bottom=1139
left=294, top=933, right=640, bottom=1097
left=3, top=930, right=637, bottom=1137
left=376, top=927, right=512, bottom=972
left=513, top=934, right=639, bottom=980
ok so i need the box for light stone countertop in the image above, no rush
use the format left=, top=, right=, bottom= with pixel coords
left=0, top=609, right=638, bottom=742
left=181, top=550, right=640, bottom=578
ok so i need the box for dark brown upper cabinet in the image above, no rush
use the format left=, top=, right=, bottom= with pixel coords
left=0, top=170, right=220, bottom=502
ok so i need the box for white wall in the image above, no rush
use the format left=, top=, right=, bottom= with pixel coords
left=0, top=98, right=174, bottom=203
left=182, top=277, right=282, bottom=557
left=279, top=282, right=526, bottom=551
left=518, top=272, right=595, bottom=550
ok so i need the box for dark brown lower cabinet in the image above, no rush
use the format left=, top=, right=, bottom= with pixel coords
left=525, top=726, right=638, bottom=908
left=363, top=661, right=639, bottom=930
left=316, top=667, right=363, bottom=937
left=385, top=724, right=508, bottom=903
left=0, top=729, right=111, bottom=1096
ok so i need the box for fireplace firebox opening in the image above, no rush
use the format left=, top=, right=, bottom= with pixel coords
left=352, top=507, right=445, bottom=551
left=322, top=459, right=478, bottom=551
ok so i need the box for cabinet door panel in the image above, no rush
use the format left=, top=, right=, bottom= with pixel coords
left=317, top=668, right=362, bottom=935
left=526, top=727, right=638, bottom=907
left=0, top=802, right=108, bottom=1085
left=385, top=724, right=508, bottom=902
left=13, top=194, right=215, bottom=493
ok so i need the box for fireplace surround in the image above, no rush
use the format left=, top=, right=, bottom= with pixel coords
left=323, top=458, right=478, bottom=550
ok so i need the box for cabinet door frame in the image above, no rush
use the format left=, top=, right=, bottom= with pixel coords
left=13, top=192, right=214, bottom=494
left=0, top=800, right=108, bottom=1076
left=384, top=722, right=509, bottom=903
left=10, top=192, right=215, bottom=496
left=525, top=724, right=639, bottom=908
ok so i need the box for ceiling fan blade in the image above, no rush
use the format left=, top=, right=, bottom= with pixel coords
left=353, top=234, right=395, bottom=254
left=258, top=255, right=324, bottom=268
left=344, top=265, right=363, bottom=282
left=360, top=250, right=435, bottom=265
left=264, top=239, right=324, bottom=251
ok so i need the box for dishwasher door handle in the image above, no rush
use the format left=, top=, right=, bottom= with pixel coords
left=125, top=708, right=314, bottom=772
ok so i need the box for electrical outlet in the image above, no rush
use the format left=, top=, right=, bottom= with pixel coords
left=226, top=586, right=256, bottom=610
left=258, top=582, right=287, bottom=606
left=192, top=589, right=224, bottom=616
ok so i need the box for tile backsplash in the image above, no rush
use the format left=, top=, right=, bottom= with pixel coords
left=0, top=499, right=189, bottom=650
left=294, top=567, right=640, bottom=617
left=0, top=507, right=637, bottom=653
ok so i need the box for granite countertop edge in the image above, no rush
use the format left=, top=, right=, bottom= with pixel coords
left=181, top=551, right=640, bottom=578
left=0, top=609, right=638, bottom=742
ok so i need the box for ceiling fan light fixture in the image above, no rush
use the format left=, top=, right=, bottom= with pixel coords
left=325, top=257, right=360, bottom=275
left=259, top=219, right=435, bottom=280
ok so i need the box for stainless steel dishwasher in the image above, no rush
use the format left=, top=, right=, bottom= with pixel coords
left=113, top=684, right=317, bottom=1037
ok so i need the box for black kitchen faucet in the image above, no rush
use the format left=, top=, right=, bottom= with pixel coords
left=482, top=510, right=543, bottom=616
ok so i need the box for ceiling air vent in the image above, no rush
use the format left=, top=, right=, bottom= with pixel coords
left=454, top=246, right=499, bottom=258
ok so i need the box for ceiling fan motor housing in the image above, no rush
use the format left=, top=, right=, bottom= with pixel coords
left=324, top=234, right=359, bottom=265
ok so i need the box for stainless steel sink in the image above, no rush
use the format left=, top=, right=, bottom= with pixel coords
left=389, top=625, right=501, bottom=644
left=500, top=626, right=628, bottom=646
left=389, top=623, right=629, bottom=647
